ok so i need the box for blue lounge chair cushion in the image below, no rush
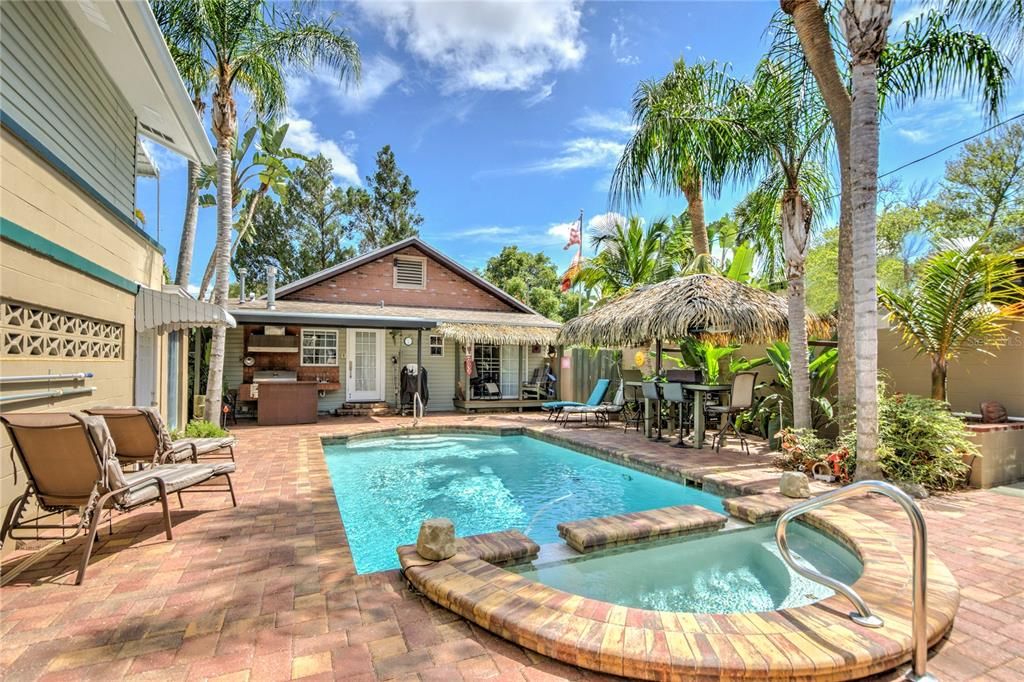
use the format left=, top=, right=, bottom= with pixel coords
left=542, top=378, right=610, bottom=410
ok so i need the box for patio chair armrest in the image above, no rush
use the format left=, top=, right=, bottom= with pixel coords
left=168, top=440, right=198, bottom=463
left=100, top=474, right=169, bottom=511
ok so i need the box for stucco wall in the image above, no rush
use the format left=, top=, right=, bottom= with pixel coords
left=878, top=323, right=1024, bottom=416
left=1, top=129, right=166, bottom=552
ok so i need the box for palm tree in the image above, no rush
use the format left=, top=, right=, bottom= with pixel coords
left=575, top=216, right=681, bottom=302
left=777, top=1, right=1010, bottom=432
left=880, top=241, right=1024, bottom=401
left=734, top=60, right=835, bottom=429
left=163, top=0, right=360, bottom=422
left=153, top=1, right=210, bottom=288
left=195, top=120, right=307, bottom=299
left=612, top=60, right=749, bottom=257
left=841, top=0, right=893, bottom=480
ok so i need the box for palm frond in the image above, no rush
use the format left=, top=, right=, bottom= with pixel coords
left=879, top=10, right=1010, bottom=122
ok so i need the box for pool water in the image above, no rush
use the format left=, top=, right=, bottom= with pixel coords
left=324, top=432, right=724, bottom=573
left=516, top=523, right=862, bottom=613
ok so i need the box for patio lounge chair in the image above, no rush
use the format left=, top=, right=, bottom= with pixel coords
left=559, top=382, right=626, bottom=428
left=0, top=412, right=237, bottom=584
left=542, top=378, right=610, bottom=420
left=85, top=407, right=235, bottom=466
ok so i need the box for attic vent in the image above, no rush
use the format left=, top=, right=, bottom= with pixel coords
left=393, top=256, right=426, bottom=289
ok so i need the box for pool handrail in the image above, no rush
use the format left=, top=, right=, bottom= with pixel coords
left=774, top=480, right=936, bottom=682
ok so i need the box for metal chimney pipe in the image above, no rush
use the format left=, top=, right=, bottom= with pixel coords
left=266, top=265, right=277, bottom=310
left=238, top=267, right=248, bottom=304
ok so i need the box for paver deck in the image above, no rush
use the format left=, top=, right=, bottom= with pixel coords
left=2, top=412, right=1024, bottom=681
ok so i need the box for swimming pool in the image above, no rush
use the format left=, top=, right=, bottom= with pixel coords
left=323, top=432, right=723, bottom=573
left=515, top=522, right=862, bottom=613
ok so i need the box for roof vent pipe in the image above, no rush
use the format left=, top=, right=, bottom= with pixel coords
left=238, top=267, right=248, bottom=304
left=266, top=266, right=277, bottom=310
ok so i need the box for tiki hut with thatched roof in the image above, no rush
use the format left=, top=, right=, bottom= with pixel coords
left=558, top=273, right=826, bottom=348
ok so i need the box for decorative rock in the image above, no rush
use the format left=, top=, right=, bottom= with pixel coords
left=779, top=472, right=811, bottom=499
left=895, top=481, right=929, bottom=500
left=416, top=518, right=456, bottom=561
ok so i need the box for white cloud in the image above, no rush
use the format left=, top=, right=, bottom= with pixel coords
left=547, top=221, right=576, bottom=242
left=524, top=138, right=625, bottom=173
left=574, top=109, right=635, bottom=136
left=282, top=115, right=361, bottom=186
left=287, top=54, right=403, bottom=113
left=524, top=81, right=556, bottom=108
left=588, top=211, right=627, bottom=233
left=356, top=0, right=586, bottom=93
left=454, top=226, right=521, bottom=238
left=139, top=138, right=186, bottom=175
left=897, top=128, right=932, bottom=144
left=609, top=19, right=639, bottom=65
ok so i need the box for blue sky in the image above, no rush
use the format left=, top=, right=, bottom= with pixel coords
left=137, top=0, right=1024, bottom=290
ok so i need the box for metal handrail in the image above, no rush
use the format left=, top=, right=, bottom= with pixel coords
left=0, top=386, right=97, bottom=404
left=775, top=480, right=935, bottom=681
left=0, top=372, right=93, bottom=384
left=412, top=392, right=424, bottom=426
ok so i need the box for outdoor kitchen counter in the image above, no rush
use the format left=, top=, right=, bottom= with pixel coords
left=256, top=381, right=320, bottom=426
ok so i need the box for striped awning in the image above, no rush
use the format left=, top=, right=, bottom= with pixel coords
left=136, top=286, right=236, bottom=334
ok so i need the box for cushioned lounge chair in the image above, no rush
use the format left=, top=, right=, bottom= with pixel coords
left=0, top=413, right=237, bottom=584
left=542, top=378, right=610, bottom=420
left=85, top=407, right=235, bottom=466
left=559, top=382, right=625, bottom=427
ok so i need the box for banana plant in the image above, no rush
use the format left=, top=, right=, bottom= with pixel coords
left=196, top=120, right=307, bottom=299
left=676, top=338, right=740, bottom=384
left=732, top=340, right=838, bottom=441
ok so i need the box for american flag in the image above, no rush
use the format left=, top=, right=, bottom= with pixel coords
left=563, top=221, right=581, bottom=250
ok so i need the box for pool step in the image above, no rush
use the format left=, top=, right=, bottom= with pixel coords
left=397, top=529, right=540, bottom=569
left=557, top=505, right=728, bottom=553
left=335, top=401, right=392, bottom=417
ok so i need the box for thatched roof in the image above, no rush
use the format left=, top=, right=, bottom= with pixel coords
left=436, top=322, right=560, bottom=347
left=557, top=273, right=826, bottom=347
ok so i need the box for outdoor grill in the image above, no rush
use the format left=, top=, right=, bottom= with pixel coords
left=252, top=370, right=297, bottom=383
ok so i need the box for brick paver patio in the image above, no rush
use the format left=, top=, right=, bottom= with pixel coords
left=2, top=413, right=1023, bottom=681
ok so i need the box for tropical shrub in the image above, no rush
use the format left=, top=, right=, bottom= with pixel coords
left=172, top=419, right=229, bottom=440
left=734, top=341, right=838, bottom=439
left=775, top=428, right=855, bottom=483
left=677, top=338, right=739, bottom=383
left=840, top=392, right=975, bottom=491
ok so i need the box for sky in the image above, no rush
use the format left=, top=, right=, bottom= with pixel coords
left=136, top=0, right=1024, bottom=292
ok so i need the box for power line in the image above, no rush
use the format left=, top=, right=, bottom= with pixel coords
left=879, top=111, right=1024, bottom=179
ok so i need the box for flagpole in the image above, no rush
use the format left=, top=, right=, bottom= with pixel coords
left=576, top=209, right=583, bottom=316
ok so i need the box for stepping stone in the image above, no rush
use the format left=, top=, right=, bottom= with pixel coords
left=557, top=505, right=728, bottom=553
left=723, top=492, right=807, bottom=523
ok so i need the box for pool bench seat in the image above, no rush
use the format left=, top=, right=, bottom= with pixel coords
left=557, top=504, right=728, bottom=553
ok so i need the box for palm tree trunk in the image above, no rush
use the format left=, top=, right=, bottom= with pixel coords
left=930, top=356, right=947, bottom=401
left=844, top=0, right=892, bottom=481
left=782, top=189, right=812, bottom=430
left=204, top=84, right=236, bottom=424
left=174, top=97, right=206, bottom=287
left=681, top=175, right=710, bottom=256
left=783, top=0, right=856, bottom=432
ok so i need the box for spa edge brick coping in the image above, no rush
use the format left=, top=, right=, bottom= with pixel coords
left=397, top=505, right=961, bottom=681
left=556, top=505, right=728, bottom=553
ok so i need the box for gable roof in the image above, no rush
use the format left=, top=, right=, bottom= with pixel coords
left=273, top=237, right=540, bottom=315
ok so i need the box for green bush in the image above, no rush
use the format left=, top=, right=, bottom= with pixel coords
left=841, top=392, right=974, bottom=491
left=171, top=419, right=229, bottom=440
left=776, top=391, right=975, bottom=491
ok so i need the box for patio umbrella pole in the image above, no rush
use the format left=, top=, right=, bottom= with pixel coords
left=653, top=339, right=667, bottom=442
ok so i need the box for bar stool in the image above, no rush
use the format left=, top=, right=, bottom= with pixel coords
left=660, top=382, right=691, bottom=448
left=641, top=381, right=666, bottom=441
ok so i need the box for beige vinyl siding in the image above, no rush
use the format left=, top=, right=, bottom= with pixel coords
left=0, top=0, right=136, bottom=218
left=384, top=330, right=456, bottom=412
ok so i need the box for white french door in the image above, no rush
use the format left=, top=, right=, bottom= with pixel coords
left=346, top=329, right=385, bottom=401
left=134, top=330, right=158, bottom=407
left=500, top=345, right=519, bottom=398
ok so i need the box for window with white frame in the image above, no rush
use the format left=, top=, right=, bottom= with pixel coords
left=393, top=255, right=427, bottom=289
left=429, top=334, right=444, bottom=357
left=301, top=329, right=338, bottom=366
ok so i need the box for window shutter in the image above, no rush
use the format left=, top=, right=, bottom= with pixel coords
left=394, top=257, right=426, bottom=288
